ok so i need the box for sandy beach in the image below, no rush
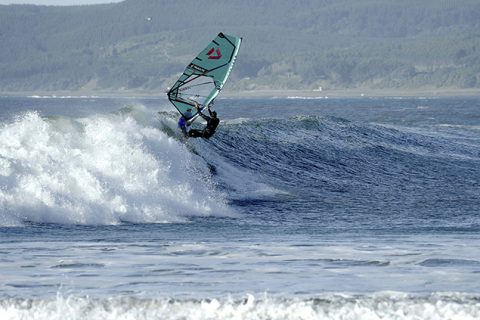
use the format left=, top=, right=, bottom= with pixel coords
left=1, top=87, right=479, bottom=99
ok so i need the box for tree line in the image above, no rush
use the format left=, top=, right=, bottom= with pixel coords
left=0, top=0, right=479, bottom=92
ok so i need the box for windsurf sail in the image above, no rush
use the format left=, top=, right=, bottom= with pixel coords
left=167, top=32, right=242, bottom=122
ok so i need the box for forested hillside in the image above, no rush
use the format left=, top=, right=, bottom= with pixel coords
left=1, top=0, right=480, bottom=92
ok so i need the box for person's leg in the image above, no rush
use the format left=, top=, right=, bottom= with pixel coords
left=202, top=129, right=214, bottom=138
left=188, top=129, right=203, bottom=138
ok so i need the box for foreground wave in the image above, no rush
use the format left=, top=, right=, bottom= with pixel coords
left=1, top=293, right=479, bottom=320
left=2, top=99, right=480, bottom=228
left=0, top=106, right=231, bottom=225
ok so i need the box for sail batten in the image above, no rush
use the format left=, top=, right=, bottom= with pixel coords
left=167, top=32, right=242, bottom=122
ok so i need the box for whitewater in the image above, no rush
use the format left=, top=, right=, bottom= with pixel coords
left=0, top=102, right=232, bottom=225
left=1, top=95, right=480, bottom=319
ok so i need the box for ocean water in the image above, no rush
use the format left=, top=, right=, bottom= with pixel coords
left=1, top=95, right=480, bottom=319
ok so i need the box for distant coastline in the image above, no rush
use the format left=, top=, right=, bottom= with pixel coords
left=225, top=88, right=480, bottom=98
left=2, top=2, right=480, bottom=96
left=1, top=88, right=479, bottom=99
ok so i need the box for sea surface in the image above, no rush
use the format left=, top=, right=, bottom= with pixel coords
left=1, top=95, right=480, bottom=319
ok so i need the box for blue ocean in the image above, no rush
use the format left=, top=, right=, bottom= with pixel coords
left=1, top=95, right=480, bottom=319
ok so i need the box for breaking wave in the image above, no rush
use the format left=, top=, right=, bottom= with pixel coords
left=1, top=293, right=479, bottom=320
left=0, top=106, right=232, bottom=226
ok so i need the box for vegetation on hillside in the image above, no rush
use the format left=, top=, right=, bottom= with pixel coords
left=1, top=0, right=479, bottom=92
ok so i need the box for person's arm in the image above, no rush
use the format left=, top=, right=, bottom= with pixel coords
left=198, top=110, right=210, bottom=121
left=208, top=108, right=214, bottom=117
left=195, top=103, right=211, bottom=121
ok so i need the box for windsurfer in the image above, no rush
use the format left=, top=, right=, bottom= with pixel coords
left=187, top=103, right=220, bottom=139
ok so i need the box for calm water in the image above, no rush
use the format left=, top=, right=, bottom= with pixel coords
left=1, top=95, right=480, bottom=319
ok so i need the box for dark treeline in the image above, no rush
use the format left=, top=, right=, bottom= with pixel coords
left=1, top=0, right=479, bottom=92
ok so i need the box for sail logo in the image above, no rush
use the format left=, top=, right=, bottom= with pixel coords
left=207, top=47, right=222, bottom=60
left=188, top=63, right=207, bottom=73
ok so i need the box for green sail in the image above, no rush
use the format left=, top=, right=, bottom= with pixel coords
left=167, top=32, right=242, bottom=122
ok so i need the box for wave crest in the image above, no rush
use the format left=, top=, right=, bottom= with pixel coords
left=0, top=107, right=232, bottom=226
left=1, top=293, right=479, bottom=320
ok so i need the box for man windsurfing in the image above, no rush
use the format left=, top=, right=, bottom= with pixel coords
left=184, top=103, right=220, bottom=139
left=167, top=32, right=242, bottom=140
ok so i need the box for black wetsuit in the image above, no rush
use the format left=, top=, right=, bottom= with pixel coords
left=188, top=109, right=219, bottom=139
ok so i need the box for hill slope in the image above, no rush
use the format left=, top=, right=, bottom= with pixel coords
left=1, top=0, right=479, bottom=92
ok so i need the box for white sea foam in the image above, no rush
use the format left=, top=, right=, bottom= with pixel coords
left=437, top=123, right=480, bottom=131
left=0, top=106, right=232, bottom=226
left=286, top=96, right=329, bottom=100
left=27, top=95, right=100, bottom=99
left=1, top=293, right=479, bottom=320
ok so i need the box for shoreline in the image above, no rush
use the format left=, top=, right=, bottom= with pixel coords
left=1, top=88, right=479, bottom=98
left=227, top=88, right=480, bottom=98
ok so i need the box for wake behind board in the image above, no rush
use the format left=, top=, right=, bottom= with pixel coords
left=167, top=32, right=242, bottom=124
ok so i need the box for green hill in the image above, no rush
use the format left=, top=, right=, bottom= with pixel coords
left=1, top=0, right=479, bottom=93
